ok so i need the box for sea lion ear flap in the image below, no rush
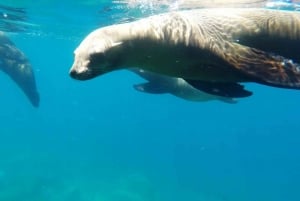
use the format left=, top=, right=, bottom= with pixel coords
left=184, top=79, right=253, bottom=98
left=221, top=43, right=300, bottom=89
left=133, top=82, right=169, bottom=94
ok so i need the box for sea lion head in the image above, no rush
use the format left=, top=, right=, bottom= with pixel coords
left=70, top=28, right=124, bottom=80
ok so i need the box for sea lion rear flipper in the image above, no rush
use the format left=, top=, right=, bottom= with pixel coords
left=133, top=82, right=169, bottom=94
left=184, top=79, right=252, bottom=98
left=221, top=43, right=300, bottom=89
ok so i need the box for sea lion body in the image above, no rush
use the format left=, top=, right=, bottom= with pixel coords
left=131, top=68, right=237, bottom=103
left=70, top=8, right=300, bottom=97
left=0, top=32, right=39, bottom=107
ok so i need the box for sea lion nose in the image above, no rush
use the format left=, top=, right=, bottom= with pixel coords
left=69, top=68, right=78, bottom=79
left=69, top=66, right=91, bottom=80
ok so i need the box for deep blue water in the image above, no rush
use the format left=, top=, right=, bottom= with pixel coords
left=0, top=1, right=300, bottom=201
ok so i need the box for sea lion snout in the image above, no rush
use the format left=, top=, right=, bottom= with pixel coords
left=69, top=68, right=79, bottom=79
left=70, top=62, right=103, bottom=80
left=69, top=56, right=92, bottom=80
left=69, top=66, right=90, bottom=80
left=70, top=49, right=118, bottom=80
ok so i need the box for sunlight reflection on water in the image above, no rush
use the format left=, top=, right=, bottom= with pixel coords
left=1, top=0, right=300, bottom=40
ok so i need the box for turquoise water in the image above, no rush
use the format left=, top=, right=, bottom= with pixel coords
left=1, top=1, right=300, bottom=201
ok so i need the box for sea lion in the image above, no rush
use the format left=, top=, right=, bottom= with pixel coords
left=130, top=68, right=237, bottom=103
left=70, top=8, right=300, bottom=98
left=0, top=32, right=39, bottom=107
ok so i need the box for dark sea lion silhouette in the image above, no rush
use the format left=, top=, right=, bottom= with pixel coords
left=130, top=68, right=236, bottom=103
left=70, top=8, right=300, bottom=98
left=0, top=32, right=39, bottom=107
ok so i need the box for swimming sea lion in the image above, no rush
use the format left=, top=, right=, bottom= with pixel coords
left=70, top=8, right=300, bottom=98
left=130, top=68, right=237, bottom=103
left=0, top=32, right=39, bottom=107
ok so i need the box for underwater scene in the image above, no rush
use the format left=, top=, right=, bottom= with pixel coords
left=0, top=0, right=300, bottom=201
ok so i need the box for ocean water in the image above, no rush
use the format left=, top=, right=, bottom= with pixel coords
left=0, top=1, right=300, bottom=201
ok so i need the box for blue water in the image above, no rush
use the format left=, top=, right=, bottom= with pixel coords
left=1, top=1, right=300, bottom=201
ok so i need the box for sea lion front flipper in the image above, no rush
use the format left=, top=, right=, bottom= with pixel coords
left=184, top=79, right=252, bottom=98
left=133, top=82, right=169, bottom=94
left=221, top=43, right=300, bottom=89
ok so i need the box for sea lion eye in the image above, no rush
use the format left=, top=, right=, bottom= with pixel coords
left=89, top=52, right=106, bottom=67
